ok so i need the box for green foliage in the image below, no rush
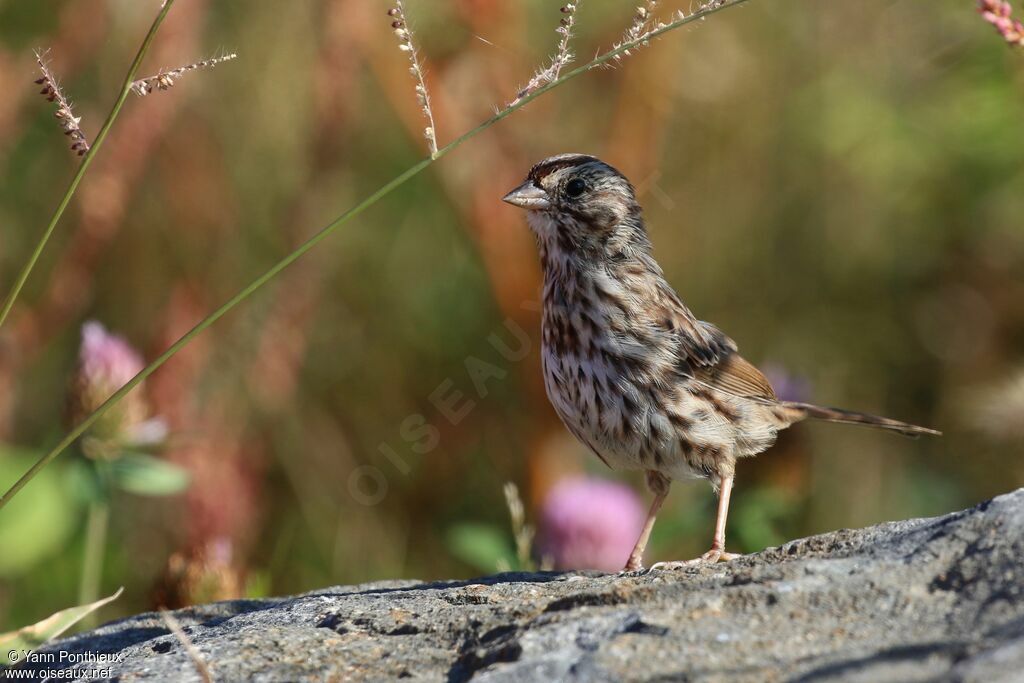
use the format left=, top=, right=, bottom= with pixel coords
left=731, top=488, right=799, bottom=553
left=108, top=454, right=189, bottom=497
left=0, top=447, right=78, bottom=577
left=244, top=570, right=273, bottom=600
left=445, top=523, right=515, bottom=574
left=0, top=0, right=1021, bottom=631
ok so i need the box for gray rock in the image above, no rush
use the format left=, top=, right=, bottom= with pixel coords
left=10, top=489, right=1024, bottom=682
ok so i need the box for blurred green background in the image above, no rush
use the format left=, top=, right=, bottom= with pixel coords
left=1, top=0, right=1022, bottom=629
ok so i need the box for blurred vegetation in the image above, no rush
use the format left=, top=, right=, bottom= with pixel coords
left=0, top=0, right=1022, bottom=631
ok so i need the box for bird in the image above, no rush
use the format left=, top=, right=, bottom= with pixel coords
left=502, top=153, right=940, bottom=572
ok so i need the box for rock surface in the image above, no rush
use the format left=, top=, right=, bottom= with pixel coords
left=11, top=489, right=1024, bottom=682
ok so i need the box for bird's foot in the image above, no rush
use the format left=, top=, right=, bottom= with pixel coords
left=648, top=548, right=738, bottom=572
left=620, top=555, right=646, bottom=575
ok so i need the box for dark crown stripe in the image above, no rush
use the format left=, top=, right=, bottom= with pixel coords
left=528, top=153, right=600, bottom=184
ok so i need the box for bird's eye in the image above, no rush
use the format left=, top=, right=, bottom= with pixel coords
left=565, top=178, right=587, bottom=198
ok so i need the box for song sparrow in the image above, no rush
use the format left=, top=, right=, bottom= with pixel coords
left=503, top=153, right=940, bottom=572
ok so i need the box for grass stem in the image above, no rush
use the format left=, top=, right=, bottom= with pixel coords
left=0, top=0, right=177, bottom=331
left=0, top=0, right=750, bottom=512
left=78, top=498, right=110, bottom=627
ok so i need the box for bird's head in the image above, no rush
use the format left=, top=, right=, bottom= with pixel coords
left=502, top=154, right=648, bottom=258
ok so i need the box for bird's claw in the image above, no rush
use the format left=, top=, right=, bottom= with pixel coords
left=646, top=548, right=738, bottom=573
left=619, top=557, right=646, bottom=576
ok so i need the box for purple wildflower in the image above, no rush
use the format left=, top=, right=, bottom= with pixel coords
left=71, top=321, right=166, bottom=457
left=539, top=477, right=645, bottom=571
left=979, top=0, right=1024, bottom=46
left=79, top=321, right=144, bottom=394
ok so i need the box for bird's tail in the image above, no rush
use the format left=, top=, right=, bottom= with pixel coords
left=779, top=401, right=942, bottom=438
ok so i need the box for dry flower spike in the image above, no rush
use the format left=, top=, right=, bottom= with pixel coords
left=34, top=50, right=90, bottom=156
left=388, top=2, right=438, bottom=157
left=509, top=1, right=585, bottom=107
left=129, top=53, right=238, bottom=97
left=615, top=1, right=659, bottom=60
left=610, top=0, right=729, bottom=65
left=979, top=0, right=1024, bottom=46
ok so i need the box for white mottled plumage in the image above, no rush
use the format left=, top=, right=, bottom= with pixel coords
left=525, top=162, right=785, bottom=483
left=503, top=153, right=939, bottom=570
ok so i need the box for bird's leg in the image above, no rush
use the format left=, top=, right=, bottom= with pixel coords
left=650, top=474, right=738, bottom=571
left=700, top=473, right=738, bottom=563
left=622, top=471, right=670, bottom=572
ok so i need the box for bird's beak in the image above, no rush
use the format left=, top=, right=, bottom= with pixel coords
left=502, top=182, right=551, bottom=210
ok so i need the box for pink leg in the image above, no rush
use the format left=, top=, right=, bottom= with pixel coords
left=706, top=473, right=738, bottom=561
left=650, top=474, right=739, bottom=571
left=623, top=471, right=670, bottom=572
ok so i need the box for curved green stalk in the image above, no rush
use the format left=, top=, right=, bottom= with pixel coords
left=78, top=498, right=110, bottom=624
left=78, top=460, right=113, bottom=626
left=0, top=0, right=177, bottom=330
left=0, top=0, right=750, bottom=511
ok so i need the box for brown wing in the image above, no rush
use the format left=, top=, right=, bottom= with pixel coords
left=693, top=350, right=777, bottom=401
left=655, top=286, right=736, bottom=368
left=665, top=312, right=776, bottom=401
left=653, top=283, right=777, bottom=401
